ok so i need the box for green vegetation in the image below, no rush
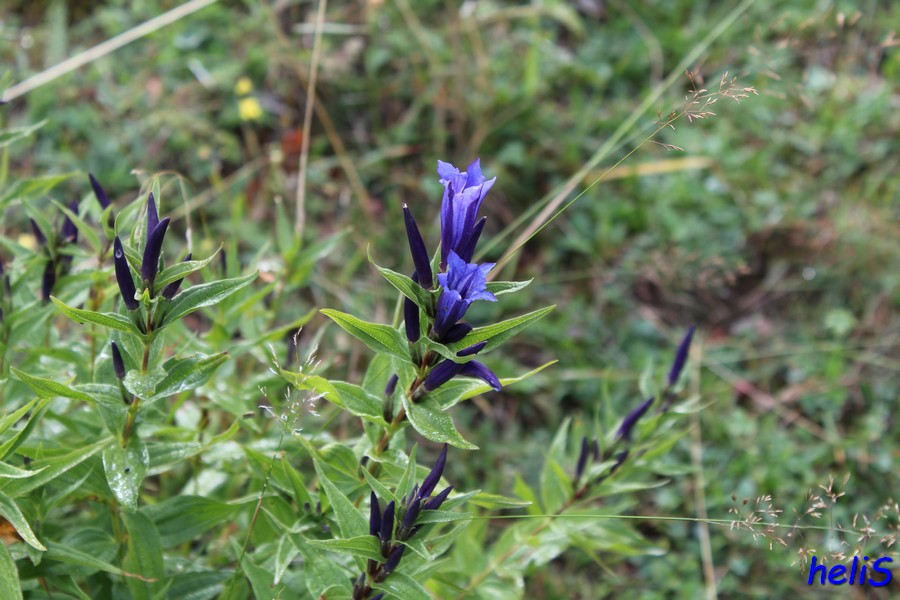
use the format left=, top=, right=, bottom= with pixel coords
left=0, top=0, right=898, bottom=598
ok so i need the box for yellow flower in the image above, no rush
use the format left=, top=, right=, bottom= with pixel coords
left=234, top=77, right=253, bottom=96
left=238, top=97, right=263, bottom=121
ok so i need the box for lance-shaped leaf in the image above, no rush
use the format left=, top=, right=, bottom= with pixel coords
left=114, top=236, right=139, bottom=310
left=449, top=304, right=555, bottom=354
left=157, top=272, right=257, bottom=328
left=401, top=394, right=477, bottom=450
left=141, top=217, right=169, bottom=291
left=50, top=296, right=143, bottom=336
left=0, top=490, right=47, bottom=550
left=153, top=246, right=220, bottom=289
left=321, top=309, right=410, bottom=361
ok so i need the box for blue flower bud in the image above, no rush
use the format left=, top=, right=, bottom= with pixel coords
left=111, top=342, right=126, bottom=380
left=146, top=193, right=159, bottom=235
left=668, top=326, right=696, bottom=387
left=418, top=444, right=447, bottom=500
left=141, top=217, right=169, bottom=293
left=617, top=397, right=654, bottom=442
left=162, top=253, right=191, bottom=300
left=422, top=485, right=452, bottom=511
left=382, top=544, right=405, bottom=575
left=575, top=435, right=589, bottom=481
left=113, top=237, right=139, bottom=311
left=402, top=204, right=432, bottom=289
left=89, top=173, right=111, bottom=209
left=369, top=491, right=381, bottom=537
left=40, top=260, right=55, bottom=303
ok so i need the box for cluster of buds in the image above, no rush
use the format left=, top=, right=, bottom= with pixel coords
left=400, top=159, right=502, bottom=400
left=574, top=327, right=696, bottom=490
left=111, top=192, right=188, bottom=316
left=353, top=445, right=452, bottom=599
left=30, top=199, right=80, bottom=302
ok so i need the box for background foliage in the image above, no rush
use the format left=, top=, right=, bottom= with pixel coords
left=1, top=0, right=899, bottom=598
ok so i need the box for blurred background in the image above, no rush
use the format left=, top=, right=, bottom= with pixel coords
left=2, top=0, right=899, bottom=597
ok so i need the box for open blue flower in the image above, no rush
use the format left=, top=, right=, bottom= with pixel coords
left=433, top=250, right=496, bottom=339
left=438, top=159, right=495, bottom=267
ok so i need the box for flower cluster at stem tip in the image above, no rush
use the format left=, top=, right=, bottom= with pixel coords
left=401, top=159, right=502, bottom=395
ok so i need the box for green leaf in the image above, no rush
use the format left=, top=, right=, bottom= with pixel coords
left=158, top=273, right=257, bottom=327
left=153, top=246, right=222, bottom=290
left=146, top=353, right=228, bottom=403
left=539, top=459, right=574, bottom=514
left=0, top=172, right=75, bottom=208
left=166, top=571, right=231, bottom=600
left=369, top=248, right=434, bottom=313
left=371, top=571, right=433, bottom=600
left=51, top=197, right=101, bottom=255
left=122, top=511, right=165, bottom=600
left=0, top=397, right=51, bottom=460
left=142, top=496, right=241, bottom=548
left=102, top=439, right=149, bottom=511
left=321, top=309, right=410, bottom=361
left=485, top=279, right=533, bottom=296
left=361, top=467, right=397, bottom=504
left=312, top=458, right=367, bottom=538
left=469, top=492, right=533, bottom=510
left=513, top=474, right=543, bottom=516
left=0, top=437, right=112, bottom=498
left=402, top=395, right=477, bottom=450
left=330, top=381, right=389, bottom=426
left=0, top=119, right=45, bottom=148
left=0, top=462, right=45, bottom=479
left=43, top=541, right=129, bottom=576
left=307, top=535, right=383, bottom=562
left=10, top=367, right=94, bottom=402
left=430, top=360, right=556, bottom=410
left=450, top=305, right=554, bottom=354
left=50, top=297, right=143, bottom=337
left=297, top=543, right=353, bottom=598
left=0, top=542, right=23, bottom=600
left=0, top=490, right=46, bottom=551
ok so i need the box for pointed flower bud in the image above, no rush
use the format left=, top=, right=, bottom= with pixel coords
left=456, top=216, right=486, bottom=264
left=404, top=273, right=420, bottom=343
left=40, top=260, right=55, bottom=302
left=162, top=252, right=191, bottom=300
left=379, top=501, right=395, bottom=546
left=30, top=219, right=47, bottom=247
left=459, top=360, right=501, bottom=391
left=617, top=397, right=654, bottom=442
left=141, top=217, right=170, bottom=293
left=456, top=340, right=487, bottom=357
left=422, top=359, right=465, bottom=392
left=422, top=485, right=452, bottom=511
left=113, top=237, right=139, bottom=310
left=667, top=326, right=696, bottom=387
left=384, top=373, right=399, bottom=397
left=111, top=342, right=126, bottom=379
left=60, top=199, right=79, bottom=244
left=146, top=193, right=159, bottom=235
left=418, top=444, right=447, bottom=500
left=382, top=544, right=405, bottom=575
left=575, top=436, right=589, bottom=481
left=89, top=174, right=111, bottom=209
left=441, top=322, right=472, bottom=344
left=402, top=204, right=432, bottom=289
left=369, top=491, right=381, bottom=537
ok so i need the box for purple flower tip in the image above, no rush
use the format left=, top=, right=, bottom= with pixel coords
left=113, top=237, right=139, bottom=311
left=141, top=217, right=170, bottom=292
left=402, top=204, right=433, bottom=289
left=89, top=174, right=111, bottom=209
left=111, top=342, right=126, bottom=379
left=617, top=397, right=654, bottom=442
left=667, top=326, right=696, bottom=387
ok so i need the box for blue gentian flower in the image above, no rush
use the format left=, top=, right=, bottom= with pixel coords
left=438, top=159, right=495, bottom=267
left=433, top=251, right=496, bottom=339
